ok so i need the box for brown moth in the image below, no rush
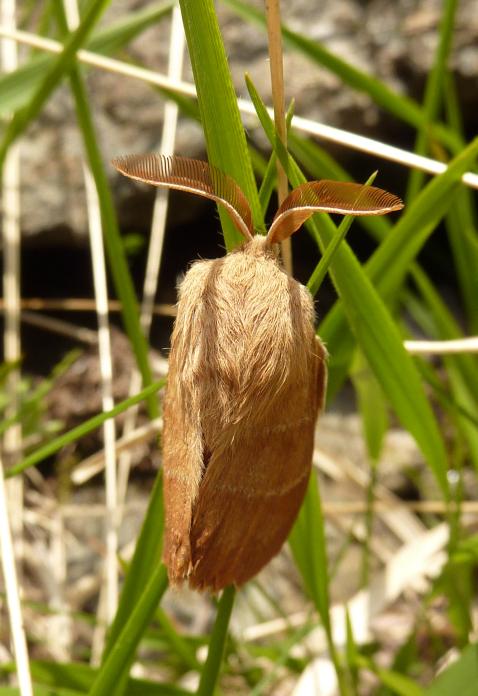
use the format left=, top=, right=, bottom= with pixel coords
left=112, top=154, right=403, bottom=592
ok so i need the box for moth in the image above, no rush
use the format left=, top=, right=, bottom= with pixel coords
left=112, top=154, right=403, bottom=592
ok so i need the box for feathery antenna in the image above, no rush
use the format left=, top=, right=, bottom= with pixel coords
left=267, top=180, right=404, bottom=243
left=112, top=154, right=254, bottom=241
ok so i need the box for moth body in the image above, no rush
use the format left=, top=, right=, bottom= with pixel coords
left=111, top=153, right=403, bottom=593
left=162, top=236, right=326, bottom=592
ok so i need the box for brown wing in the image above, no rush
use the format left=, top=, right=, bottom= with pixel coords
left=187, top=339, right=328, bottom=592
left=162, top=377, right=201, bottom=585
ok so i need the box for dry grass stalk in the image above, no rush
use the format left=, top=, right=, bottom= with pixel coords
left=118, top=4, right=185, bottom=510
left=2, top=25, right=478, bottom=189
left=265, top=0, right=292, bottom=273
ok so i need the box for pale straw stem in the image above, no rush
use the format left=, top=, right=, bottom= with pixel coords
left=265, top=0, right=292, bottom=273
left=0, top=456, right=33, bottom=696
left=1, top=0, right=22, bottom=550
left=117, top=5, right=185, bottom=508
left=405, top=337, right=478, bottom=354
left=1, top=3, right=28, bottom=688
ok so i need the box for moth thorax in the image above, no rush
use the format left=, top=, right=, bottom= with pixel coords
left=240, top=235, right=275, bottom=259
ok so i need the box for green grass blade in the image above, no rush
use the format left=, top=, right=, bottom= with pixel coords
left=178, top=0, right=264, bottom=248
left=307, top=172, right=378, bottom=296
left=88, top=565, right=169, bottom=696
left=5, top=381, right=164, bottom=478
left=195, top=586, right=235, bottom=696
left=289, top=472, right=349, bottom=694
left=406, top=0, right=459, bottom=201
left=0, top=1, right=175, bottom=117
left=425, top=642, right=478, bottom=695
left=87, top=0, right=174, bottom=54
left=0, top=0, right=112, bottom=171
left=246, top=75, right=450, bottom=494
left=5, top=660, right=188, bottom=696
left=444, top=75, right=478, bottom=332
left=225, top=0, right=462, bottom=153
left=355, top=656, right=425, bottom=696
left=365, top=140, right=478, bottom=301
left=352, top=350, right=389, bottom=464
left=154, top=606, right=201, bottom=671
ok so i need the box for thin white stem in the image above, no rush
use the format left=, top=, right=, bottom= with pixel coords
left=73, top=418, right=163, bottom=485
left=1, top=26, right=478, bottom=189
left=1, top=0, right=22, bottom=536
left=48, top=508, right=72, bottom=660
left=0, top=297, right=176, bottom=315
left=117, top=6, right=185, bottom=508
left=83, top=163, right=119, bottom=640
left=0, top=457, right=33, bottom=696
left=1, top=2, right=29, bottom=691
left=405, top=336, right=478, bottom=354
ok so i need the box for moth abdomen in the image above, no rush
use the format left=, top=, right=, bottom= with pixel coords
left=162, top=238, right=325, bottom=591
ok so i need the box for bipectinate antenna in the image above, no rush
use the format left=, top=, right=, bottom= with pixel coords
left=112, top=154, right=254, bottom=241
left=267, top=179, right=404, bottom=244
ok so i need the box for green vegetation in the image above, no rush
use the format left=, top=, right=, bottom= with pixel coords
left=1, top=1, right=477, bottom=694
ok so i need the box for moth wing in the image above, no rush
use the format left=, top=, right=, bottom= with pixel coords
left=162, top=368, right=204, bottom=585
left=162, top=262, right=213, bottom=586
left=188, top=339, right=328, bottom=592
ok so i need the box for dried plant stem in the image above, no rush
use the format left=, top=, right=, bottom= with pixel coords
left=83, top=165, right=119, bottom=632
left=73, top=418, right=163, bottom=485
left=0, top=297, right=176, bottom=315
left=405, top=336, right=478, bottom=354
left=48, top=509, right=72, bottom=660
left=265, top=0, right=291, bottom=273
left=1, top=0, right=22, bottom=566
left=0, top=1, right=30, bottom=686
left=118, top=5, right=185, bottom=508
left=0, top=458, right=33, bottom=696
left=2, top=26, right=478, bottom=190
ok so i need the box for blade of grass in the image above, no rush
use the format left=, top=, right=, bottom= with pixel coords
left=408, top=272, right=478, bottom=473
left=444, top=74, right=478, bottom=333
left=288, top=131, right=478, bottom=406
left=289, top=472, right=350, bottom=695
left=0, top=0, right=111, bottom=171
left=406, top=0, right=459, bottom=201
left=5, top=381, right=164, bottom=478
left=246, top=74, right=450, bottom=494
left=14, top=659, right=189, bottom=696
left=307, top=171, right=378, bottom=296
left=178, top=0, right=264, bottom=248
left=0, top=1, right=175, bottom=116
left=258, top=100, right=294, bottom=218
left=51, top=21, right=158, bottom=419
left=195, top=586, right=236, bottom=696
left=87, top=564, right=169, bottom=696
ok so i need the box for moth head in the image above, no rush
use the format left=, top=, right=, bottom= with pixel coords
left=112, top=154, right=403, bottom=245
